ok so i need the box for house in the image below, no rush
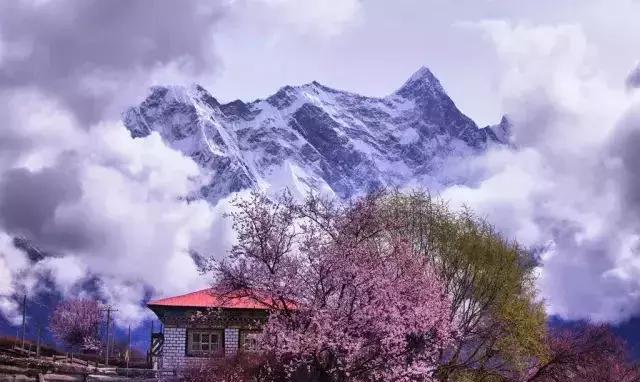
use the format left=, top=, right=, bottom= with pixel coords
left=147, top=288, right=270, bottom=372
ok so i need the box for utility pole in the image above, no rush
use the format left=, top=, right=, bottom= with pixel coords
left=20, top=294, right=26, bottom=350
left=147, top=321, right=153, bottom=368
left=126, top=325, right=131, bottom=375
left=36, top=326, right=41, bottom=357
left=102, top=305, right=118, bottom=366
left=110, top=320, right=115, bottom=362
left=105, top=307, right=111, bottom=366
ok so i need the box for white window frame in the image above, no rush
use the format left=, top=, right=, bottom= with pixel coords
left=187, top=329, right=224, bottom=357
left=239, top=330, right=261, bottom=352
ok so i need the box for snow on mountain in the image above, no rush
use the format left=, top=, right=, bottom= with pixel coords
left=485, top=115, right=512, bottom=145
left=123, top=67, right=506, bottom=203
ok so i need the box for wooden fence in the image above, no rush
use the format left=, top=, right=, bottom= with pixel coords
left=0, top=350, right=161, bottom=382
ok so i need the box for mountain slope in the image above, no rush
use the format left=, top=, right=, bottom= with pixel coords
left=123, top=67, right=504, bottom=202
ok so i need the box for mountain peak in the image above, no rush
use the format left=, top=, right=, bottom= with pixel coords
left=407, top=66, right=436, bottom=82
left=300, top=80, right=339, bottom=93
left=125, top=68, right=503, bottom=202
left=394, top=66, right=446, bottom=99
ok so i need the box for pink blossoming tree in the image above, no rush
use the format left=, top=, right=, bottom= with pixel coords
left=523, top=324, right=639, bottom=382
left=214, top=192, right=457, bottom=382
left=50, top=298, right=102, bottom=353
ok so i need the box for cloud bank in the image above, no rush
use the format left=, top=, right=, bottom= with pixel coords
left=443, top=21, right=640, bottom=322
left=0, top=89, right=226, bottom=326
left=0, top=0, right=365, bottom=327
left=0, top=0, right=227, bottom=326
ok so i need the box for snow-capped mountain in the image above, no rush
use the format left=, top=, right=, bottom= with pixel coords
left=123, top=67, right=505, bottom=202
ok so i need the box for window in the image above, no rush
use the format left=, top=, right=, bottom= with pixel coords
left=187, top=329, right=223, bottom=356
left=239, top=330, right=261, bottom=352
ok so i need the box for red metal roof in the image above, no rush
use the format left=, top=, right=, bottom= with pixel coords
left=147, top=288, right=272, bottom=310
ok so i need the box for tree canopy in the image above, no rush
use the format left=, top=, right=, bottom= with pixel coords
left=50, top=298, right=102, bottom=352
left=215, top=191, right=456, bottom=381
left=209, top=190, right=637, bottom=382
left=378, top=191, right=546, bottom=381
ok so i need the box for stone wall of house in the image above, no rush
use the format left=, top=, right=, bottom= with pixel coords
left=161, top=326, right=242, bottom=373
left=162, top=326, right=208, bottom=372
left=154, top=307, right=268, bottom=374
left=224, top=328, right=239, bottom=357
left=162, top=326, right=187, bottom=371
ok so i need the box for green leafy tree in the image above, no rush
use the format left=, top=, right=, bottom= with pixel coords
left=378, top=190, right=547, bottom=381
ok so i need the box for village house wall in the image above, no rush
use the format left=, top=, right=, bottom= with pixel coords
left=224, top=328, right=239, bottom=357
left=161, top=325, right=242, bottom=371
left=157, top=311, right=265, bottom=372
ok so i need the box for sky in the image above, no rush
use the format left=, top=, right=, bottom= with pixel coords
left=208, top=0, right=640, bottom=126
left=1, top=0, right=640, bottom=337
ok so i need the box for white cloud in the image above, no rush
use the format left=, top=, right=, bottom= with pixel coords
left=0, top=233, right=30, bottom=324
left=0, top=93, right=224, bottom=325
left=223, top=0, right=362, bottom=40
left=0, top=0, right=234, bottom=327
left=253, top=0, right=362, bottom=37
left=442, top=21, right=640, bottom=322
